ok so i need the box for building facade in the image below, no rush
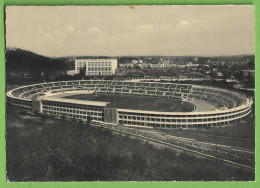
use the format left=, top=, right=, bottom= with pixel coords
left=75, top=59, right=118, bottom=76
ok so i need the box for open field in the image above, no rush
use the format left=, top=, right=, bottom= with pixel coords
left=63, top=93, right=194, bottom=112
left=6, top=106, right=254, bottom=181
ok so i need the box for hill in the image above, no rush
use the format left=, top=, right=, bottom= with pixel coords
left=6, top=48, right=67, bottom=84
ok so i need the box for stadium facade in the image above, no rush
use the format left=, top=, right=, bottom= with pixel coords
left=75, top=59, right=118, bottom=76
left=6, top=80, right=253, bottom=128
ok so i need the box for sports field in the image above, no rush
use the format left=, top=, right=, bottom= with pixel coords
left=63, top=93, right=195, bottom=112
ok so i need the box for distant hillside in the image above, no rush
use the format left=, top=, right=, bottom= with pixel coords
left=6, top=48, right=68, bottom=84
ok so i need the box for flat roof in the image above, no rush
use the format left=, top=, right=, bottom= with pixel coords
left=75, top=58, right=117, bottom=61
left=41, top=96, right=110, bottom=107
left=242, top=70, right=255, bottom=72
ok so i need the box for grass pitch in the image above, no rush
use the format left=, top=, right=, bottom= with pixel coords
left=63, top=93, right=194, bottom=112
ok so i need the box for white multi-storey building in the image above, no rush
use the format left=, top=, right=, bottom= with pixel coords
left=75, top=59, right=117, bottom=76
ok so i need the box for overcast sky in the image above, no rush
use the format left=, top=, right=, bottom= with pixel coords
left=5, top=6, right=254, bottom=57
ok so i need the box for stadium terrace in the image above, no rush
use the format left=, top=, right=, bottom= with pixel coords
left=6, top=80, right=253, bottom=129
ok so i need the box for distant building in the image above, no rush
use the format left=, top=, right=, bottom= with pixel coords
left=67, top=70, right=78, bottom=76
left=185, top=62, right=199, bottom=68
left=119, top=62, right=134, bottom=68
left=132, top=60, right=138, bottom=64
left=205, top=70, right=211, bottom=74
left=163, top=63, right=177, bottom=68
left=177, top=64, right=186, bottom=68
left=150, top=63, right=164, bottom=69
left=242, top=70, right=255, bottom=78
left=216, top=72, right=223, bottom=77
left=137, top=62, right=150, bottom=69
left=226, top=76, right=237, bottom=83
left=75, top=59, right=117, bottom=76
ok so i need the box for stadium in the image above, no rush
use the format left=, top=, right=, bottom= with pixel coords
left=6, top=80, right=253, bottom=129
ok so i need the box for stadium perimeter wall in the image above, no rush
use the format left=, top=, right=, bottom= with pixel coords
left=6, top=80, right=253, bottom=128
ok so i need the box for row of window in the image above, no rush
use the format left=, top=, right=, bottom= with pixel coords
left=119, top=109, right=250, bottom=122
left=42, top=102, right=103, bottom=111
left=118, top=106, right=251, bottom=118
left=87, top=72, right=112, bottom=76
left=9, top=100, right=31, bottom=108
left=118, top=118, right=239, bottom=127
left=118, top=112, right=247, bottom=123
left=42, top=103, right=248, bottom=124
left=119, top=115, right=219, bottom=122
left=42, top=106, right=103, bottom=116
left=87, top=62, right=112, bottom=67
left=88, top=67, right=111, bottom=71
left=43, top=110, right=103, bottom=121
left=76, top=61, right=113, bottom=67
left=76, top=62, right=86, bottom=66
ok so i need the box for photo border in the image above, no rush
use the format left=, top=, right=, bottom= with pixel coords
left=0, top=0, right=258, bottom=187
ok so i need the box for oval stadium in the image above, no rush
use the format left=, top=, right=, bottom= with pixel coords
left=6, top=80, right=253, bottom=129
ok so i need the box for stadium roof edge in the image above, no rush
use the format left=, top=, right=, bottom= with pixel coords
left=41, top=97, right=110, bottom=107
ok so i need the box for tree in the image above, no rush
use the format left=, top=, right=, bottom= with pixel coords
left=24, top=117, right=32, bottom=127
left=78, top=65, right=86, bottom=79
left=59, top=114, right=67, bottom=126
left=234, top=71, right=243, bottom=81
left=248, top=61, right=254, bottom=69
left=87, top=116, right=93, bottom=125
left=41, top=114, right=47, bottom=125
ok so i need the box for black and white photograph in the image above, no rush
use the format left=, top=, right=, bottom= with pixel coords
left=5, top=5, right=255, bottom=181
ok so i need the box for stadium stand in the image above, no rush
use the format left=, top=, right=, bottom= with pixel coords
left=7, top=80, right=253, bottom=128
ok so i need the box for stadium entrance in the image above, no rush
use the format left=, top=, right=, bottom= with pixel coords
left=104, top=108, right=118, bottom=124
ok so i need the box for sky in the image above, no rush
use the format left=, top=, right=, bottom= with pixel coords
left=5, top=5, right=255, bottom=57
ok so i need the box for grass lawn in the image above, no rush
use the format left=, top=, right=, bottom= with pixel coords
left=63, top=93, right=194, bottom=112
left=6, top=106, right=254, bottom=181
